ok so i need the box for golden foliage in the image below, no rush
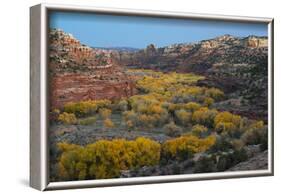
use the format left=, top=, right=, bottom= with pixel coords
left=192, top=107, right=218, bottom=127
left=99, top=108, right=112, bottom=119
left=78, top=116, right=96, bottom=125
left=175, top=109, right=192, bottom=126
left=103, top=118, right=115, bottom=128
left=214, top=111, right=241, bottom=134
left=241, top=120, right=267, bottom=145
left=162, top=134, right=216, bottom=160
left=204, top=97, right=214, bottom=107
left=205, top=88, right=224, bottom=100
left=64, top=99, right=111, bottom=117
left=58, top=112, right=77, bottom=125
left=136, top=71, right=205, bottom=94
left=184, top=102, right=201, bottom=112
left=57, top=137, right=161, bottom=180
left=118, top=99, right=128, bottom=111
left=191, top=124, right=208, bottom=137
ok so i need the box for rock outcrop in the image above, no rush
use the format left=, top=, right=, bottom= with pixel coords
left=49, top=29, right=137, bottom=109
left=115, top=35, right=268, bottom=73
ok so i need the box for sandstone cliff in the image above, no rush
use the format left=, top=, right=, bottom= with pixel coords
left=115, top=34, right=268, bottom=73
left=49, top=29, right=136, bottom=108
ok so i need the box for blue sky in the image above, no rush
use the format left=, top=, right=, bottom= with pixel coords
left=49, top=11, right=268, bottom=49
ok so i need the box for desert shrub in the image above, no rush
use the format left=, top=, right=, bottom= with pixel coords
left=167, top=103, right=190, bottom=113
left=192, top=107, right=218, bottom=127
left=164, top=122, right=183, bottom=137
left=138, top=114, right=158, bottom=129
left=99, top=108, right=112, bottom=119
left=64, top=100, right=111, bottom=117
left=118, top=99, right=129, bottom=111
left=260, top=129, right=268, bottom=151
left=57, top=137, right=161, bottom=180
left=161, top=134, right=216, bottom=161
left=58, top=112, right=77, bottom=125
left=249, top=120, right=264, bottom=130
left=194, top=148, right=248, bottom=173
left=50, top=108, right=61, bottom=122
left=203, top=97, right=214, bottom=107
left=78, top=116, right=96, bottom=125
left=191, top=124, right=208, bottom=137
left=134, top=137, right=161, bottom=167
left=57, top=144, right=86, bottom=180
left=57, top=142, right=81, bottom=152
left=124, top=97, right=169, bottom=129
left=183, top=86, right=204, bottom=96
left=214, top=111, right=242, bottom=136
left=231, top=149, right=248, bottom=164
left=184, top=102, right=201, bottom=112
left=230, top=139, right=245, bottom=150
left=123, top=110, right=137, bottom=121
left=216, top=154, right=233, bottom=171
left=171, top=88, right=203, bottom=104
left=175, top=109, right=192, bottom=126
left=64, top=101, right=96, bottom=117
left=208, top=135, right=233, bottom=153
left=103, top=118, right=114, bottom=129
left=123, top=110, right=138, bottom=129
left=136, top=71, right=204, bottom=94
left=205, top=88, right=224, bottom=101
left=214, top=112, right=241, bottom=128
left=215, top=122, right=236, bottom=134
left=125, top=120, right=134, bottom=131
left=52, top=108, right=60, bottom=114
left=241, top=124, right=267, bottom=146
left=216, top=149, right=248, bottom=171
left=194, top=155, right=217, bottom=173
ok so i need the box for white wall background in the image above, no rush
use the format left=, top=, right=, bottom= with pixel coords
left=0, top=0, right=279, bottom=193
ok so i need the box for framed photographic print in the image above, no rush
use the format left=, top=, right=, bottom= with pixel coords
left=30, top=3, right=274, bottom=191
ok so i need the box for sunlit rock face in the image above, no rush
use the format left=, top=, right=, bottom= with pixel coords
left=244, top=36, right=268, bottom=48
left=49, top=29, right=137, bottom=109
left=115, top=34, right=268, bottom=73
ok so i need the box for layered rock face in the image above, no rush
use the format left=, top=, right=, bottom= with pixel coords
left=115, top=35, right=268, bottom=73
left=49, top=29, right=136, bottom=109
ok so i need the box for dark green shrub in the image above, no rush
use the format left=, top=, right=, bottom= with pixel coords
left=209, top=135, right=233, bottom=153
left=194, top=155, right=216, bottom=173
left=217, top=155, right=233, bottom=171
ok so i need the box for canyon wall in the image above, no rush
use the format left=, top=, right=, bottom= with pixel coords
left=114, top=35, right=268, bottom=73
left=49, top=29, right=136, bottom=109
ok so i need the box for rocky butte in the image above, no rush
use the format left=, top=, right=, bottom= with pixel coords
left=49, top=29, right=137, bottom=109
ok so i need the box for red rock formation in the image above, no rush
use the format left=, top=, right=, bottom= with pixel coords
left=49, top=29, right=137, bottom=109
left=50, top=73, right=136, bottom=108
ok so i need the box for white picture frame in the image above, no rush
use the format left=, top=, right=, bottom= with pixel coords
left=30, top=3, right=274, bottom=191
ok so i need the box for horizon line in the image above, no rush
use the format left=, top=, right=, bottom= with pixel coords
left=50, top=28, right=268, bottom=49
